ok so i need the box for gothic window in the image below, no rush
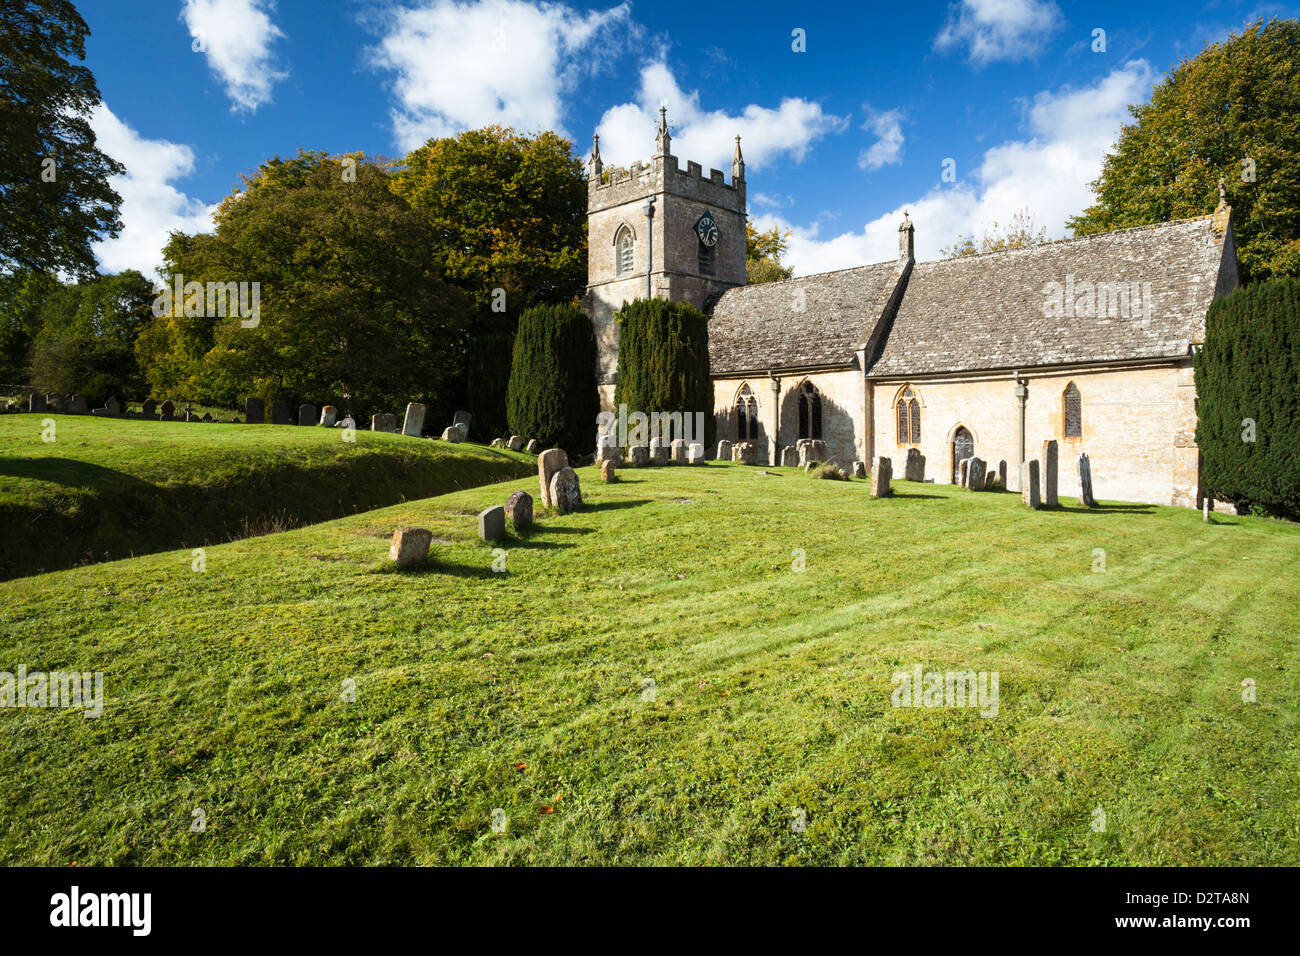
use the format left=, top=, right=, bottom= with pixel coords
left=1064, top=382, right=1082, bottom=439
left=897, top=386, right=921, bottom=445
left=797, top=382, right=822, bottom=440
left=735, top=384, right=758, bottom=440
left=615, top=227, right=634, bottom=277
left=698, top=239, right=715, bottom=276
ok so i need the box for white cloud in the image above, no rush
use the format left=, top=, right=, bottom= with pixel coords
left=369, top=0, right=635, bottom=152
left=935, top=0, right=1063, bottom=65
left=858, top=106, right=905, bottom=171
left=757, top=61, right=1155, bottom=277
left=594, top=61, right=849, bottom=173
left=182, top=0, right=287, bottom=112
left=89, top=105, right=217, bottom=276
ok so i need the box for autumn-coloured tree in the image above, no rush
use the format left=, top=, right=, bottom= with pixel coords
left=746, top=222, right=795, bottom=284
left=941, top=209, right=1048, bottom=259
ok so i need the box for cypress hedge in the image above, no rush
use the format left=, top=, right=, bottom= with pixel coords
left=613, top=298, right=715, bottom=448
left=505, top=303, right=599, bottom=454
left=1195, top=277, right=1300, bottom=518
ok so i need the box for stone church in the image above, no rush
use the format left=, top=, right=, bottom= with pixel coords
left=583, top=111, right=1240, bottom=508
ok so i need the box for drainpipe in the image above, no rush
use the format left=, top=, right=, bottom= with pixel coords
left=1014, top=371, right=1028, bottom=491
left=768, top=373, right=780, bottom=466
left=644, top=197, right=656, bottom=300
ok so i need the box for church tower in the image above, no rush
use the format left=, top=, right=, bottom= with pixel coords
left=583, top=108, right=747, bottom=410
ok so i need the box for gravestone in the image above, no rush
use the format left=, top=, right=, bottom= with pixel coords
left=478, top=506, right=505, bottom=542
left=628, top=444, right=648, bottom=467
left=538, top=448, right=569, bottom=507
left=715, top=439, right=733, bottom=461
left=92, top=397, right=121, bottom=417
left=28, top=393, right=47, bottom=413
left=490, top=437, right=504, bottom=448
left=271, top=401, right=291, bottom=425
left=441, top=426, right=462, bottom=442
left=596, top=435, right=620, bottom=462
left=1078, top=453, right=1098, bottom=507
left=507, top=435, right=523, bottom=451
left=905, top=448, right=926, bottom=482
left=994, top=459, right=1007, bottom=490
left=526, top=439, right=539, bottom=454
left=245, top=397, right=265, bottom=424
left=159, top=400, right=175, bottom=421
left=549, top=467, right=583, bottom=514
left=402, top=402, right=425, bottom=437
left=780, top=445, right=798, bottom=467
left=670, top=439, right=688, bottom=464
left=852, top=459, right=867, bottom=478
left=389, top=527, right=433, bottom=567
left=453, top=410, right=472, bottom=431
left=201, top=413, right=214, bottom=423
left=798, top=440, right=828, bottom=467
left=68, top=395, right=88, bottom=414
left=601, top=460, right=616, bottom=482
left=319, top=405, right=338, bottom=427
left=649, top=437, right=669, bottom=465
left=505, top=490, right=532, bottom=530
left=871, top=456, right=893, bottom=497
left=337, top=416, right=355, bottom=430
left=185, top=407, right=199, bottom=422
left=142, top=399, right=157, bottom=418
left=733, top=442, right=757, bottom=465
left=967, top=457, right=987, bottom=491
left=1021, top=460, right=1041, bottom=509
left=1042, top=440, right=1059, bottom=508
left=958, top=458, right=970, bottom=488
left=299, top=404, right=317, bottom=427
left=371, top=413, right=398, bottom=433
left=687, top=443, right=704, bottom=464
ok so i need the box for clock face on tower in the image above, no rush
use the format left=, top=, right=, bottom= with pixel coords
left=695, top=212, right=720, bottom=247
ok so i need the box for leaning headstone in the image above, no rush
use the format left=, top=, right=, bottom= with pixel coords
left=526, top=439, right=539, bottom=454
left=299, top=404, right=317, bottom=427
left=453, top=410, right=472, bottom=431
left=68, top=395, right=88, bottom=414
left=600, top=460, right=616, bottom=482
left=967, top=457, right=987, bottom=491
left=440, top=426, right=462, bottom=443
left=478, top=506, right=505, bottom=542
left=649, top=437, right=669, bottom=465
left=1021, top=460, right=1041, bottom=509
left=904, top=448, right=926, bottom=482
left=371, top=413, right=398, bottom=433
left=852, top=459, right=867, bottom=478
left=958, top=458, right=970, bottom=488
left=271, top=401, right=291, bottom=425
left=507, top=435, right=523, bottom=451
left=670, top=438, right=688, bottom=464
left=780, top=445, right=798, bottom=467
left=389, top=527, right=433, bottom=567
left=244, top=397, right=265, bottom=424
left=687, top=443, right=705, bottom=464
left=715, top=439, right=733, bottom=461
left=871, top=456, right=893, bottom=497
left=549, top=467, right=583, bottom=514
left=1078, top=453, right=1098, bottom=507
left=1042, top=440, right=1059, bottom=508
left=319, top=405, right=338, bottom=427
left=538, top=448, right=569, bottom=507
left=28, top=393, right=47, bottom=413
left=142, top=399, right=158, bottom=418
left=505, top=490, right=532, bottom=530
left=733, top=442, right=757, bottom=465
left=628, top=444, right=649, bottom=467
left=159, top=400, right=175, bottom=421
left=402, top=402, right=425, bottom=437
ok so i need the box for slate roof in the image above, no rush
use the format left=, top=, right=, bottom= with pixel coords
left=706, top=214, right=1231, bottom=378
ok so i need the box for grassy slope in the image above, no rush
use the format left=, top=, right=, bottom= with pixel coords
left=0, top=463, right=1297, bottom=865
left=0, top=415, right=535, bottom=579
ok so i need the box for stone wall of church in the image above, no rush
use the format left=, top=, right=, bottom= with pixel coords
left=711, top=370, right=865, bottom=465
left=868, top=361, right=1198, bottom=507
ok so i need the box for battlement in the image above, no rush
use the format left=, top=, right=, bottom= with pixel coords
left=588, top=152, right=745, bottom=214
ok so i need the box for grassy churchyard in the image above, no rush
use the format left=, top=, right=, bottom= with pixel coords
left=1, top=417, right=1296, bottom=865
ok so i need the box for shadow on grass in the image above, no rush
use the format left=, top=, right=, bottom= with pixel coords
left=1054, top=503, right=1157, bottom=515
left=584, top=499, right=652, bottom=512
left=0, top=457, right=155, bottom=492
left=890, top=492, right=947, bottom=500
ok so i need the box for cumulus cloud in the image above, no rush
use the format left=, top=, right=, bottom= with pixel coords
left=181, top=0, right=287, bottom=112
left=756, top=61, right=1155, bottom=276
left=369, top=0, right=635, bottom=151
left=934, top=0, right=1063, bottom=65
left=594, top=61, right=849, bottom=173
left=90, top=105, right=217, bottom=276
left=858, top=106, right=905, bottom=171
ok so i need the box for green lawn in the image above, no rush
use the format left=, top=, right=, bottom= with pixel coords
left=0, top=415, right=534, bottom=580
left=1, top=459, right=1297, bottom=865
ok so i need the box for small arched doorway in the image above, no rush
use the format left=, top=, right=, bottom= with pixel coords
left=951, top=426, right=974, bottom=482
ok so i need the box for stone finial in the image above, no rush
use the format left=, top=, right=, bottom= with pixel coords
left=732, top=135, right=745, bottom=182
left=1212, top=176, right=1232, bottom=244
left=1218, top=176, right=1227, bottom=205
left=899, top=210, right=915, bottom=261
left=655, top=105, right=671, bottom=156
left=589, top=133, right=603, bottom=180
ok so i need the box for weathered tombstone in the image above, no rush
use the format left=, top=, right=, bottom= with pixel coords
left=441, top=426, right=462, bottom=442
left=490, top=437, right=504, bottom=448
left=967, top=457, right=987, bottom=491
left=715, top=439, right=733, bottom=461
left=299, top=404, right=317, bottom=427
left=1042, top=440, right=1059, bottom=508
left=628, top=444, right=649, bottom=467
left=670, top=438, right=688, bottom=464
left=68, top=395, right=88, bottom=414
left=538, top=448, right=569, bottom=507
left=402, top=402, right=425, bottom=437
left=549, top=467, right=583, bottom=514
left=649, top=437, right=669, bottom=465
left=596, top=435, right=620, bottom=462
left=905, top=448, right=926, bottom=482
left=271, top=401, right=291, bottom=425
left=478, top=506, right=506, bottom=542
left=687, top=442, right=705, bottom=464
left=93, top=397, right=121, bottom=417
left=388, top=527, right=433, bottom=567
left=1078, top=453, right=1098, bottom=507
left=159, top=400, right=175, bottom=421
left=507, top=435, right=523, bottom=451
left=245, top=397, right=265, bottom=424
left=958, top=458, right=970, bottom=488
left=852, top=459, right=867, bottom=478
left=798, top=439, right=828, bottom=467
left=28, top=393, right=47, bottom=413
left=984, top=468, right=999, bottom=491
left=871, top=456, right=893, bottom=497
left=600, top=460, right=616, bottom=482
left=526, top=439, right=539, bottom=454
left=371, top=413, right=398, bottom=433
left=319, top=405, right=338, bottom=427
left=505, top=490, right=532, bottom=530
left=201, top=413, right=214, bottom=423
left=453, top=410, right=472, bottom=431
left=142, top=399, right=157, bottom=418
left=1021, top=460, right=1041, bottom=509
left=780, top=445, right=797, bottom=467
left=994, top=459, right=1007, bottom=490
left=733, top=442, right=757, bottom=465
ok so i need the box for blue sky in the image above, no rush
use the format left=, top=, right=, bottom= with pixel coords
left=79, top=0, right=1296, bottom=277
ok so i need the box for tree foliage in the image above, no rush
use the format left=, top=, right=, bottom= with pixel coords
left=942, top=209, right=1048, bottom=259
left=746, top=222, right=794, bottom=284
left=1195, top=277, right=1300, bottom=519
left=613, top=298, right=715, bottom=448
left=1067, top=17, right=1300, bottom=283
left=0, top=0, right=123, bottom=278
left=506, top=303, right=599, bottom=454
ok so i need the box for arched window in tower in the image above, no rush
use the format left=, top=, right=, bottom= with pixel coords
left=797, top=382, right=822, bottom=440
left=615, top=226, right=634, bottom=277
left=896, top=386, right=921, bottom=445
left=1063, top=382, right=1082, bottom=439
left=735, top=384, right=758, bottom=440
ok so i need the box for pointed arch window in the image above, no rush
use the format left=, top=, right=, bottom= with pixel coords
left=897, top=386, right=921, bottom=445
left=736, top=384, right=758, bottom=441
left=797, top=382, right=822, bottom=440
left=615, top=226, right=634, bottom=277
left=1063, top=382, right=1082, bottom=439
